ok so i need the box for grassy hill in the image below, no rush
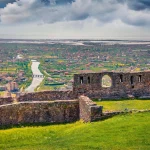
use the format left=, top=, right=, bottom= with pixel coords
left=0, top=112, right=150, bottom=150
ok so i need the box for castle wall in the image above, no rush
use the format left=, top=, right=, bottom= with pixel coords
left=18, top=91, right=77, bottom=102
left=0, top=71, right=150, bottom=126
left=73, top=71, right=150, bottom=99
left=79, top=96, right=103, bottom=122
left=0, top=100, right=79, bottom=126
left=0, top=97, right=14, bottom=105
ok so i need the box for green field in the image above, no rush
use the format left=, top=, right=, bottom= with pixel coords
left=95, top=99, right=150, bottom=112
left=0, top=112, right=150, bottom=150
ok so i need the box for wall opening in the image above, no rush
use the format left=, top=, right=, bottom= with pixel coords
left=130, top=76, right=134, bottom=85
left=80, top=77, right=83, bottom=84
left=120, top=75, right=123, bottom=82
left=88, top=77, right=90, bottom=84
left=138, top=75, right=142, bottom=82
left=101, top=75, right=112, bottom=88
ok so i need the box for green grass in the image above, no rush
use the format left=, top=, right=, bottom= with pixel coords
left=95, top=99, right=150, bottom=112
left=0, top=112, right=150, bottom=150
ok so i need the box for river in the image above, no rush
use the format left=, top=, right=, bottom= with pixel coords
left=25, top=60, right=44, bottom=93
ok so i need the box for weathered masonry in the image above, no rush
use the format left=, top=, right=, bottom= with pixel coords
left=0, top=97, right=103, bottom=126
left=0, top=100, right=79, bottom=126
left=0, top=71, right=150, bottom=126
left=73, top=71, right=150, bottom=99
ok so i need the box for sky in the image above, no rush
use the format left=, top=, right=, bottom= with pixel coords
left=0, top=0, right=150, bottom=40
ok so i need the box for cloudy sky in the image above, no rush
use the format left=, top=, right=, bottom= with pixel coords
left=0, top=0, right=150, bottom=39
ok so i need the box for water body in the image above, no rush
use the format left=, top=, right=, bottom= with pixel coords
left=25, top=60, right=44, bottom=93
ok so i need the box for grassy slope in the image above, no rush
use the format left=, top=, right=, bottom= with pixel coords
left=0, top=112, right=150, bottom=150
left=95, top=100, right=150, bottom=112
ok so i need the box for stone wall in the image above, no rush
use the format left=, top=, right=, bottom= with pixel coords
left=1, top=71, right=150, bottom=126
left=0, top=100, right=79, bottom=126
left=79, top=96, right=103, bottom=122
left=0, top=97, right=14, bottom=105
left=18, top=91, right=77, bottom=102
left=73, top=71, right=150, bottom=99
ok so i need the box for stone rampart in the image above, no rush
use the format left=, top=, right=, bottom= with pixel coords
left=0, top=97, right=14, bottom=105
left=0, top=100, right=79, bottom=126
left=1, top=71, right=150, bottom=126
left=73, top=71, right=150, bottom=99
left=79, top=96, right=103, bottom=122
left=18, top=91, right=77, bottom=102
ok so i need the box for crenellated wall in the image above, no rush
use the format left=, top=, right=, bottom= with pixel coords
left=0, top=100, right=79, bottom=126
left=73, top=71, right=150, bottom=99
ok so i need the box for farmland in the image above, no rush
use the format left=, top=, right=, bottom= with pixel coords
left=1, top=40, right=150, bottom=92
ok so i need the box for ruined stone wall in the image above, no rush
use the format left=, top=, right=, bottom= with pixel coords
left=1, top=71, right=150, bottom=126
left=73, top=71, right=150, bottom=99
left=0, top=100, right=79, bottom=126
left=0, top=97, right=14, bottom=105
left=18, top=91, right=77, bottom=102
left=79, top=96, right=103, bottom=122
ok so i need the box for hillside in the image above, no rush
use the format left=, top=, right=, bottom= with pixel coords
left=0, top=112, right=150, bottom=150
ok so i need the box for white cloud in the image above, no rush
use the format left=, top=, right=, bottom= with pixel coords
left=0, top=0, right=150, bottom=27
left=1, top=0, right=150, bottom=39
